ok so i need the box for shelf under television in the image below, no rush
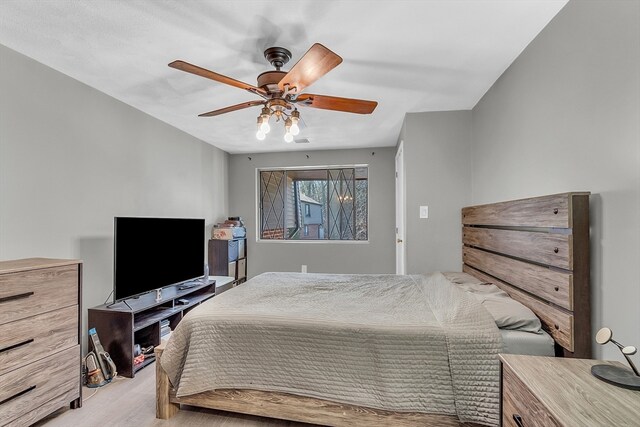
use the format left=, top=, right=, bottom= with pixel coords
left=132, top=289, right=215, bottom=331
left=133, top=354, right=156, bottom=373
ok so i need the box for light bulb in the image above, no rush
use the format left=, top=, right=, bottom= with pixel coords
left=290, top=110, right=301, bottom=136
left=259, top=106, right=272, bottom=133
left=284, top=132, right=293, bottom=143
left=256, top=130, right=266, bottom=140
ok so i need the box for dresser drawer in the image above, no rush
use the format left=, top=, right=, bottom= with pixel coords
left=0, top=345, right=80, bottom=426
left=0, top=265, right=78, bottom=325
left=0, top=305, right=78, bottom=376
left=502, top=364, right=560, bottom=427
left=4, top=387, right=78, bottom=427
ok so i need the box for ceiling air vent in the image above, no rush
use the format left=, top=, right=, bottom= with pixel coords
left=295, top=138, right=310, bottom=144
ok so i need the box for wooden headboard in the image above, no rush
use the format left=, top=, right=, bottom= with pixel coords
left=462, top=192, right=591, bottom=358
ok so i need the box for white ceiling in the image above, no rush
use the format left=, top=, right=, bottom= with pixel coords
left=0, top=0, right=567, bottom=154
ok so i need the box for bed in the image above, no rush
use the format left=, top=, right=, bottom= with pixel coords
left=155, top=192, right=591, bottom=426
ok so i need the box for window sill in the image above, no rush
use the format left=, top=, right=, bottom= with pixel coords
left=256, top=239, right=370, bottom=245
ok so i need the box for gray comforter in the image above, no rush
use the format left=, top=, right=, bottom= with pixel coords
left=160, top=272, right=502, bottom=426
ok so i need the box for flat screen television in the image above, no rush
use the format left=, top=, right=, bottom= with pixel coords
left=114, top=217, right=205, bottom=302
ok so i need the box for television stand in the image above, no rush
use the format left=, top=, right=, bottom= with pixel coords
left=177, top=281, right=200, bottom=290
left=105, top=298, right=133, bottom=310
left=88, top=276, right=233, bottom=378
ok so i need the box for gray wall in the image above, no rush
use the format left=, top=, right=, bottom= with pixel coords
left=471, top=0, right=640, bottom=361
left=0, top=44, right=229, bottom=351
left=228, top=148, right=395, bottom=275
left=402, top=111, right=472, bottom=274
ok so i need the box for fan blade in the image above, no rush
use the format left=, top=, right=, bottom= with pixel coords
left=296, top=94, right=377, bottom=114
left=278, top=44, right=342, bottom=94
left=198, top=100, right=264, bottom=117
left=169, top=60, right=266, bottom=97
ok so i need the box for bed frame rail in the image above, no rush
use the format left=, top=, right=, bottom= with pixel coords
left=155, top=344, right=477, bottom=426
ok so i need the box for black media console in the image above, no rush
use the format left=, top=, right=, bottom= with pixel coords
left=88, top=279, right=216, bottom=378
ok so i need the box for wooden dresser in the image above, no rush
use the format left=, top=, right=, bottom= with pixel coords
left=0, top=258, right=82, bottom=427
left=500, top=354, right=640, bottom=427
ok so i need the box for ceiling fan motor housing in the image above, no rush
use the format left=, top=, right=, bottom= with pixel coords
left=257, top=70, right=287, bottom=94
left=263, top=47, right=292, bottom=70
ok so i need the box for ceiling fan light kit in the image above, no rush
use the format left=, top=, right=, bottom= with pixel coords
left=168, top=43, right=378, bottom=144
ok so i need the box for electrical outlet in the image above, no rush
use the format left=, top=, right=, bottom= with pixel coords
left=420, top=206, right=429, bottom=219
left=301, top=264, right=307, bottom=273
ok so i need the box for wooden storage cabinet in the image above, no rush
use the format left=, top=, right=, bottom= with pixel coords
left=88, top=280, right=218, bottom=378
left=208, top=238, right=247, bottom=285
left=0, top=258, right=82, bottom=427
left=500, top=354, right=640, bottom=427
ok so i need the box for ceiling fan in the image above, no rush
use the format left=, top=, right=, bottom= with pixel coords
left=168, top=43, right=378, bottom=142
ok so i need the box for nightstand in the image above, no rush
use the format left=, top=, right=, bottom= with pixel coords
left=500, top=354, right=640, bottom=426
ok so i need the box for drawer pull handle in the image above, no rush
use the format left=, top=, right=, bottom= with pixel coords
left=513, top=414, right=525, bottom=427
left=0, top=385, right=36, bottom=406
left=0, top=338, right=34, bottom=354
left=0, top=291, right=34, bottom=304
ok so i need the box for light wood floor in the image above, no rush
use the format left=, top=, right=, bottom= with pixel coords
left=35, top=363, right=317, bottom=427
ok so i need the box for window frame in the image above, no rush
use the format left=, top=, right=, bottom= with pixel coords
left=255, top=164, right=370, bottom=244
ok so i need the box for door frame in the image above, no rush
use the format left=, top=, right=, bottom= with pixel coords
left=395, top=141, right=406, bottom=275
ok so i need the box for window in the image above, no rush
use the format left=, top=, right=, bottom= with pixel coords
left=259, top=166, right=368, bottom=241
